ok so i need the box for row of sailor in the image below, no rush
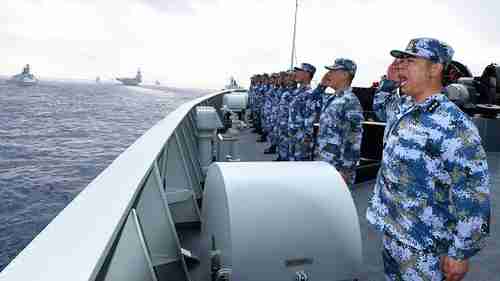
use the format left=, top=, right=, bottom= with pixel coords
left=248, top=58, right=363, bottom=186
left=247, top=37, right=491, bottom=281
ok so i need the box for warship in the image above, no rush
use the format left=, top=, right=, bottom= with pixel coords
left=8, top=64, right=38, bottom=86
left=116, top=69, right=142, bottom=86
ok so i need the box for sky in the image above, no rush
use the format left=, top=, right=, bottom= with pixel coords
left=1, top=0, right=499, bottom=88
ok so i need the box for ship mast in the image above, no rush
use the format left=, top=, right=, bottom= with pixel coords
left=290, top=0, right=299, bottom=70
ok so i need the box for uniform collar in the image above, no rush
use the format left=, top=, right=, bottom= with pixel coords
left=413, top=91, right=446, bottom=112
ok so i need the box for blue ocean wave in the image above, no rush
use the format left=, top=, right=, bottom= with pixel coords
left=0, top=80, right=207, bottom=270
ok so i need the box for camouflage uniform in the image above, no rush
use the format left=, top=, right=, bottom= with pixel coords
left=373, top=80, right=414, bottom=123
left=252, top=83, right=262, bottom=128
left=248, top=83, right=257, bottom=119
left=263, top=86, right=277, bottom=136
left=382, top=234, right=444, bottom=281
left=373, top=80, right=415, bottom=140
left=270, top=86, right=283, bottom=146
left=288, top=85, right=313, bottom=160
left=315, top=86, right=364, bottom=186
left=366, top=38, right=491, bottom=280
left=278, top=86, right=300, bottom=160
left=256, top=83, right=269, bottom=131
left=288, top=63, right=316, bottom=161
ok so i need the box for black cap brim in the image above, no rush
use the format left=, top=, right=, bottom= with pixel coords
left=390, top=49, right=419, bottom=59
left=325, top=65, right=345, bottom=71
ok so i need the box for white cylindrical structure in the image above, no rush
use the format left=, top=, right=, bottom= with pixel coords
left=201, top=162, right=362, bottom=281
left=223, top=93, right=248, bottom=113
left=196, top=106, right=223, bottom=174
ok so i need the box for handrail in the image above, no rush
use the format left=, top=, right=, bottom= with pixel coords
left=0, top=89, right=240, bottom=281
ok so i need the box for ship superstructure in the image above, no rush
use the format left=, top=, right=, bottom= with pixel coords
left=8, top=64, right=38, bottom=86
left=116, top=69, right=142, bottom=86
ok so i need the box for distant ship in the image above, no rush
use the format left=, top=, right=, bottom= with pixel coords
left=116, top=69, right=142, bottom=86
left=96, top=76, right=101, bottom=83
left=8, top=64, right=38, bottom=86
left=155, top=80, right=160, bottom=85
left=225, top=76, right=241, bottom=89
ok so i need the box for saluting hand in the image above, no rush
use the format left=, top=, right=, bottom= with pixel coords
left=387, top=60, right=401, bottom=82
left=320, top=74, right=330, bottom=87
left=378, top=60, right=403, bottom=93
left=441, top=256, right=469, bottom=281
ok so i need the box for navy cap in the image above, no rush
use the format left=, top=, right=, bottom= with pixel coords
left=325, top=58, right=357, bottom=76
left=294, top=63, right=316, bottom=76
left=391, top=37, right=454, bottom=65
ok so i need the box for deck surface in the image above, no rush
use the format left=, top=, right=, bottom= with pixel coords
left=234, top=127, right=500, bottom=281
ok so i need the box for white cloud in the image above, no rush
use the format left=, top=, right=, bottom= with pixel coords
left=1, top=0, right=499, bottom=88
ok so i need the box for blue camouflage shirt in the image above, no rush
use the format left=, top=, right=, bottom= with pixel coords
left=278, top=86, right=300, bottom=159
left=263, top=86, right=276, bottom=131
left=366, top=90, right=490, bottom=260
left=270, top=87, right=283, bottom=129
left=279, top=87, right=300, bottom=137
left=288, top=84, right=314, bottom=160
left=315, top=87, right=364, bottom=185
left=256, top=84, right=268, bottom=114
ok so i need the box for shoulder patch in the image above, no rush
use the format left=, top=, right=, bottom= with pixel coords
left=426, top=100, right=440, bottom=113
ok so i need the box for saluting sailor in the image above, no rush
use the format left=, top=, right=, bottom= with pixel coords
left=256, top=74, right=270, bottom=140
left=262, top=73, right=279, bottom=147
left=366, top=38, right=491, bottom=281
left=277, top=71, right=299, bottom=161
left=288, top=63, right=316, bottom=161
left=267, top=72, right=288, bottom=155
left=312, top=58, right=364, bottom=186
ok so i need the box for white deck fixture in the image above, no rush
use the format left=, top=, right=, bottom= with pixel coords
left=196, top=106, right=223, bottom=175
left=222, top=93, right=248, bottom=113
left=201, top=162, right=362, bottom=281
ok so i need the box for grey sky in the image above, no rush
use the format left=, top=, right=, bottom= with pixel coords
left=1, top=0, right=499, bottom=88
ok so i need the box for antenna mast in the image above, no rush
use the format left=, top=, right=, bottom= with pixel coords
left=290, top=0, right=298, bottom=70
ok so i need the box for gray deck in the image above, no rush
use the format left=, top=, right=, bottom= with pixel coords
left=236, top=127, right=500, bottom=281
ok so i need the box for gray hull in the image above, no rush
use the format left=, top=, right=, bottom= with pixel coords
left=116, top=78, right=140, bottom=86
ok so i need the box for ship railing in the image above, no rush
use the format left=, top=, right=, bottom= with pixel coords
left=0, top=89, right=244, bottom=281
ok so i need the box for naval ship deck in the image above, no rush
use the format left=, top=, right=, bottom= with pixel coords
left=236, top=127, right=500, bottom=281
left=2, top=90, right=497, bottom=281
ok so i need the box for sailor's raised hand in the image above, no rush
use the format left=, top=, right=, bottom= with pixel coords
left=378, top=61, right=402, bottom=93
left=320, top=73, right=330, bottom=87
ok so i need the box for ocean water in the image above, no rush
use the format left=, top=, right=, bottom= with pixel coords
left=0, top=80, right=208, bottom=270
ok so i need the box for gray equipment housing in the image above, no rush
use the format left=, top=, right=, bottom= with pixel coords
left=222, top=93, right=248, bottom=113
left=201, top=162, right=362, bottom=281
